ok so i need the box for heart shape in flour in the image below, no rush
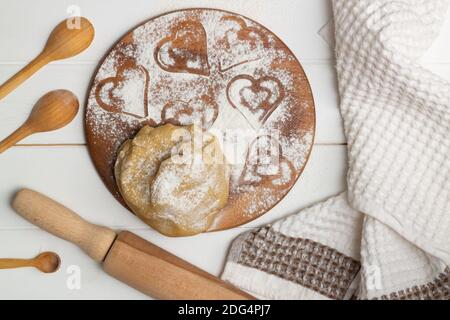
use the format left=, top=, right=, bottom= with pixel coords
left=154, top=20, right=210, bottom=76
left=217, top=16, right=269, bottom=71
left=161, top=94, right=219, bottom=130
left=226, top=75, right=285, bottom=129
left=95, top=60, right=150, bottom=119
left=239, top=135, right=296, bottom=190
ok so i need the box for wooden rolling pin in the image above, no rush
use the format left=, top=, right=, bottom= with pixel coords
left=12, top=189, right=254, bottom=300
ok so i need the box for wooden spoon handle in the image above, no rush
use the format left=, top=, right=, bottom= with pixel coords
left=0, top=53, right=50, bottom=101
left=0, top=258, right=33, bottom=270
left=12, top=189, right=117, bottom=262
left=0, top=125, right=32, bottom=154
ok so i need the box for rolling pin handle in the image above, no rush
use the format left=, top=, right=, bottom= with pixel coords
left=12, top=189, right=116, bottom=262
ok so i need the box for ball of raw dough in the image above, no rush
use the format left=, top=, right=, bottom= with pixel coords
left=115, top=124, right=230, bottom=236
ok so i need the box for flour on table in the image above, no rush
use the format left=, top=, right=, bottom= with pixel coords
left=85, top=9, right=315, bottom=224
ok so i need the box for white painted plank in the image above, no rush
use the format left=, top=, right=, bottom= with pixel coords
left=0, top=229, right=148, bottom=299
left=2, top=61, right=449, bottom=146
left=303, top=63, right=344, bottom=145
left=1, top=0, right=450, bottom=64
left=0, top=145, right=347, bottom=299
left=422, top=8, right=450, bottom=64
left=424, top=64, right=450, bottom=82
left=0, top=145, right=347, bottom=229
left=0, top=63, right=346, bottom=145
left=0, top=0, right=333, bottom=63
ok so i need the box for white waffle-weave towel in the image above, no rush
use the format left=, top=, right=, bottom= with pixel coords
left=221, top=0, right=450, bottom=299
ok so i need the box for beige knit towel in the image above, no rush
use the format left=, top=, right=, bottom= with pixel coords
left=222, top=0, right=450, bottom=300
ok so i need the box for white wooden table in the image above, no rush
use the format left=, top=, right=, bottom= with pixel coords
left=1, top=0, right=449, bottom=299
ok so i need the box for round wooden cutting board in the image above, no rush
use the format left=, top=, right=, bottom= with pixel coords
left=85, top=8, right=315, bottom=233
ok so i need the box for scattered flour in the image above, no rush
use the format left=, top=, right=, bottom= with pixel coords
left=86, top=9, right=315, bottom=223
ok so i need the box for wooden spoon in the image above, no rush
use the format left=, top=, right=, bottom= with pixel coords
left=0, top=17, right=94, bottom=101
left=0, top=90, right=79, bottom=154
left=0, top=252, right=61, bottom=273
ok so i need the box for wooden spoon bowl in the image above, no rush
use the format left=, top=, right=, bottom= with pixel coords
left=0, top=89, right=79, bottom=154
left=44, top=17, right=95, bottom=61
left=0, top=17, right=94, bottom=101
left=33, top=252, right=61, bottom=273
left=0, top=251, right=61, bottom=274
left=26, top=89, right=80, bottom=133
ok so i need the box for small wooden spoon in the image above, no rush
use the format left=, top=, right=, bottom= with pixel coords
left=0, top=252, right=61, bottom=273
left=0, top=17, right=94, bottom=101
left=0, top=90, right=79, bottom=153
